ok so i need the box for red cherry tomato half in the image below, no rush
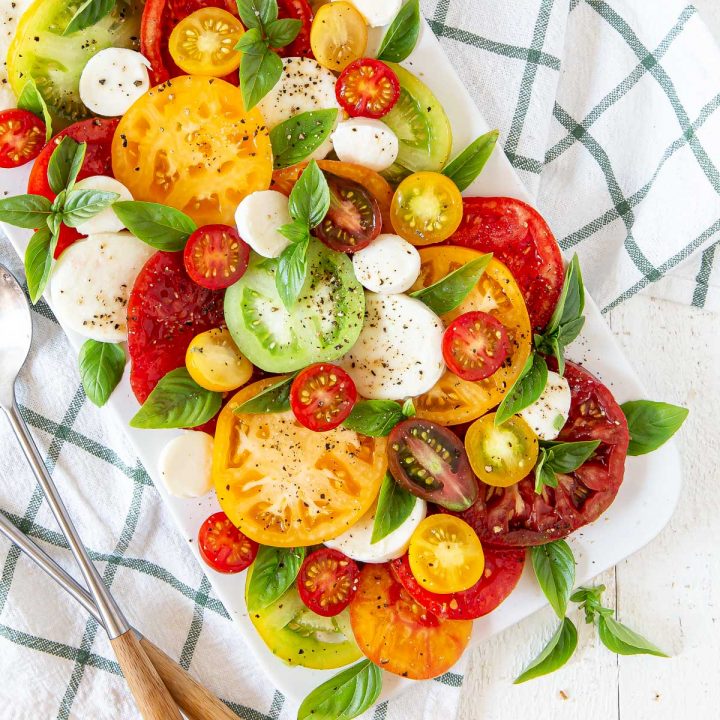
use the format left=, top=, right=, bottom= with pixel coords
left=277, top=0, right=314, bottom=58
left=297, top=547, right=359, bottom=617
left=183, top=224, right=250, bottom=290
left=442, top=311, right=510, bottom=381
left=336, top=58, right=400, bottom=119
left=290, top=363, right=357, bottom=432
left=0, top=109, right=45, bottom=169
left=198, top=511, right=259, bottom=573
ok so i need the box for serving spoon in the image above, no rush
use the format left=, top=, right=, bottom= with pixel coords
left=0, top=264, right=181, bottom=720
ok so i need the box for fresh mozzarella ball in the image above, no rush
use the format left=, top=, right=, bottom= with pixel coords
left=79, top=48, right=150, bottom=117
left=72, top=176, right=133, bottom=236
left=158, top=432, right=215, bottom=498
left=519, top=370, right=572, bottom=441
left=235, top=190, right=292, bottom=258
left=332, top=0, right=402, bottom=27
left=325, top=496, right=426, bottom=563
left=352, top=234, right=420, bottom=294
left=50, top=232, right=155, bottom=342
left=340, top=293, right=445, bottom=399
left=331, top=118, right=399, bottom=172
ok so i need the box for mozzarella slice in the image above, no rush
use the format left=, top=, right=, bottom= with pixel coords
left=79, top=48, right=150, bottom=117
left=325, top=496, right=426, bottom=563
left=158, top=431, right=215, bottom=498
left=352, top=234, right=420, bottom=294
left=72, top=176, right=133, bottom=236
left=331, top=118, right=399, bottom=172
left=340, top=293, right=445, bottom=400
left=333, top=0, right=402, bottom=27
left=235, top=190, right=292, bottom=258
left=50, top=232, right=155, bottom=342
left=519, top=370, right=572, bottom=441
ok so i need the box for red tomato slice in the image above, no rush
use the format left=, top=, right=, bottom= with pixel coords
left=335, top=59, right=400, bottom=119
left=391, top=546, right=525, bottom=620
left=290, top=363, right=357, bottom=432
left=127, top=251, right=225, bottom=403
left=455, top=361, right=629, bottom=547
left=0, top=109, right=45, bottom=169
left=183, top=224, right=250, bottom=290
left=27, top=118, right=118, bottom=258
left=446, top=197, right=564, bottom=332
left=297, top=548, right=359, bottom=617
left=277, top=0, right=314, bottom=58
left=198, top=511, right=258, bottom=573
left=442, top=311, right=510, bottom=381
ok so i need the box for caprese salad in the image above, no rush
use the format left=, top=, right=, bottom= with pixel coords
left=0, top=0, right=687, bottom=715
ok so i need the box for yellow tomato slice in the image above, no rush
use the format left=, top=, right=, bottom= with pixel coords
left=310, top=2, right=367, bottom=72
left=185, top=328, right=252, bottom=392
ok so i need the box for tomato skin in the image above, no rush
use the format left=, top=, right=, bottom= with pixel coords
left=290, top=363, right=357, bottom=432
left=277, top=0, right=314, bottom=58
left=0, top=109, right=45, bottom=169
left=198, top=511, right=258, bottom=573
left=442, top=311, right=510, bottom=381
left=183, top=224, right=250, bottom=290
left=297, top=548, right=360, bottom=617
left=336, top=59, right=400, bottom=119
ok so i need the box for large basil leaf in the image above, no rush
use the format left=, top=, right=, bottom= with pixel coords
left=620, top=400, right=688, bottom=456
left=0, top=194, right=53, bottom=229
left=246, top=545, right=306, bottom=612
left=495, top=352, right=548, bottom=426
left=78, top=340, right=125, bottom=407
left=598, top=616, right=668, bottom=658
left=377, top=0, right=421, bottom=63
left=343, top=400, right=404, bottom=437
left=24, top=227, right=56, bottom=304
left=112, top=201, right=196, bottom=251
left=530, top=540, right=575, bottom=619
left=270, top=109, right=338, bottom=168
left=442, top=130, right=499, bottom=192
left=233, top=375, right=296, bottom=414
left=371, top=473, right=416, bottom=544
left=514, top=618, right=578, bottom=684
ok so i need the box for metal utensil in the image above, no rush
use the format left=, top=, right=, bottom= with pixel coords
left=0, top=265, right=181, bottom=720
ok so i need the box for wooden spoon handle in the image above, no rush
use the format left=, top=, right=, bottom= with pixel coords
left=110, top=630, right=182, bottom=720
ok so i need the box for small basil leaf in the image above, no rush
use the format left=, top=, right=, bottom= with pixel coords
left=278, top=220, right=310, bottom=244
left=530, top=540, right=575, bottom=619
left=533, top=449, right=558, bottom=494
left=556, top=315, right=585, bottom=347
left=298, top=660, right=382, bottom=720
left=377, top=0, right=421, bottom=63
left=235, top=0, right=277, bottom=29
left=495, top=352, right=548, bottom=426
left=0, top=194, right=53, bottom=228
left=24, top=226, right=56, bottom=304
left=78, top=340, right=125, bottom=407
left=620, top=400, right=688, bottom=456
left=289, top=159, right=330, bottom=228
left=276, top=234, right=309, bottom=308
left=342, top=400, right=404, bottom=437
left=63, top=0, right=116, bottom=36
left=371, top=473, right=416, bottom=544
left=16, top=79, right=52, bottom=140
left=265, top=17, right=301, bottom=48
left=46, top=213, right=62, bottom=237
left=233, top=375, right=296, bottom=414
left=402, top=398, right=416, bottom=418
left=410, top=253, right=492, bottom=316
left=235, top=26, right=264, bottom=51
left=570, top=584, right=606, bottom=624
left=543, top=440, right=601, bottom=474
left=129, top=368, right=222, bottom=429
left=514, top=618, right=578, bottom=684
left=270, top=109, right=339, bottom=168
left=240, top=43, right=284, bottom=111
left=546, top=254, right=584, bottom=335
left=246, top=545, right=305, bottom=612
left=442, top=130, right=499, bottom=192
left=112, top=201, right=196, bottom=250
left=62, top=189, right=119, bottom=228
left=48, top=137, right=86, bottom=194
left=598, top=616, right=668, bottom=658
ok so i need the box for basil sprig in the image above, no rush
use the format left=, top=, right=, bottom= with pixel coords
left=377, top=0, right=421, bottom=63
left=246, top=545, right=305, bottom=612
left=63, top=0, right=116, bottom=36
left=233, top=374, right=296, bottom=414
left=442, top=130, right=499, bottom=192
left=112, top=201, right=197, bottom=251
left=17, top=79, right=52, bottom=141
left=78, top=340, right=126, bottom=407
left=270, top=109, right=338, bottom=168
left=495, top=352, right=548, bottom=426
left=530, top=541, right=575, bottom=619
left=533, top=439, right=601, bottom=493
left=621, top=400, right=688, bottom=456
left=371, top=472, right=416, bottom=544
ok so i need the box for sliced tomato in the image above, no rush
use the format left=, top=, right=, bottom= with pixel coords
left=198, top=511, right=258, bottom=573
left=0, top=109, right=45, bottom=169
left=290, top=363, right=357, bottom=432
left=446, top=198, right=564, bottom=332
left=391, top=546, right=526, bottom=620
left=297, top=548, right=360, bottom=617
left=456, top=361, right=630, bottom=547
left=442, top=311, right=510, bottom=381
left=310, top=2, right=367, bottom=72
left=277, top=0, right=314, bottom=58
left=183, top=224, right=250, bottom=290
left=185, top=328, right=253, bottom=392
left=336, top=59, right=400, bottom=119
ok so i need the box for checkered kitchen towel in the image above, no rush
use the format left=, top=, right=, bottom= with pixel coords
left=1, top=1, right=720, bottom=718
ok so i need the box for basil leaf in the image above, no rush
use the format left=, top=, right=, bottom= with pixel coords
left=556, top=315, right=585, bottom=346
left=240, top=42, right=284, bottom=111
left=276, top=234, right=309, bottom=308
left=112, top=201, right=196, bottom=250
left=402, top=398, right=416, bottom=418
left=24, top=226, right=56, bottom=304
left=246, top=546, right=305, bottom=612
left=265, top=17, right=301, bottom=48
left=547, top=254, right=584, bottom=336
left=570, top=584, right=606, bottom=624
left=377, top=0, right=421, bottom=63
left=442, top=130, right=499, bottom=192
left=289, top=159, right=330, bottom=228
left=63, top=0, right=116, bottom=36
left=514, top=618, right=578, bottom=684
left=78, top=340, right=125, bottom=407
left=543, top=440, right=601, bottom=474
left=236, top=26, right=264, bottom=52
left=129, top=368, right=222, bottom=429
left=270, top=109, right=339, bottom=168
left=371, top=473, right=416, bottom=544
left=234, top=375, right=296, bottom=414
left=598, top=616, right=668, bottom=658
left=16, top=79, right=52, bottom=140
left=410, top=253, right=492, bottom=315
left=0, top=194, right=53, bottom=228
left=343, top=400, right=404, bottom=437
left=495, top=352, right=548, bottom=426
left=621, top=400, right=688, bottom=456
left=278, top=220, right=310, bottom=244
left=530, top=540, right=575, bottom=619
left=62, top=189, right=119, bottom=228
left=533, top=449, right=558, bottom=493
left=298, top=660, right=382, bottom=720
left=235, top=0, right=277, bottom=29
left=48, top=137, right=86, bottom=194
left=46, top=213, right=62, bottom=238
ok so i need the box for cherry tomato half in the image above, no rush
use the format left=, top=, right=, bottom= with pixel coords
left=310, top=1, right=367, bottom=72
left=183, top=224, right=250, bottom=290
left=298, top=547, right=360, bottom=617
left=290, top=363, right=358, bottom=432
left=0, top=109, right=45, bottom=169
left=198, top=511, right=258, bottom=573
left=336, top=59, right=400, bottom=119
left=442, top=311, right=510, bottom=381
left=186, top=328, right=253, bottom=392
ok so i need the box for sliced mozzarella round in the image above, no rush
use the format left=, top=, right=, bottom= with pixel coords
left=235, top=190, right=292, bottom=258
left=352, top=234, right=420, bottom=294
left=79, top=48, right=150, bottom=117
left=50, top=232, right=155, bottom=342
left=158, top=431, right=214, bottom=498
left=519, top=370, right=572, bottom=441
left=333, top=0, right=402, bottom=27
left=331, top=118, right=399, bottom=172
left=340, top=293, right=445, bottom=400
left=325, top=496, right=426, bottom=563
left=72, top=176, right=133, bottom=236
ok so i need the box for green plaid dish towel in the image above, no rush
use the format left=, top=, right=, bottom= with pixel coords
left=1, top=1, right=719, bottom=718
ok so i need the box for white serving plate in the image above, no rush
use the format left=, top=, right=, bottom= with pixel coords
left=0, top=18, right=682, bottom=710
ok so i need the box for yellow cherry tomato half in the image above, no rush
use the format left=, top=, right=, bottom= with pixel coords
left=391, top=172, right=464, bottom=246
left=168, top=8, right=244, bottom=77
left=465, top=413, right=539, bottom=488
left=185, top=328, right=253, bottom=392
left=310, top=2, right=368, bottom=73
left=408, top=515, right=485, bottom=594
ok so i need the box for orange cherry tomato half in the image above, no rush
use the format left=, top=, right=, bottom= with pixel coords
left=0, top=109, right=45, bottom=169
left=335, top=58, right=400, bottom=119
left=442, top=311, right=510, bottom=381
left=183, top=224, right=250, bottom=290
left=297, top=547, right=360, bottom=617
left=310, top=2, right=367, bottom=72
left=198, top=511, right=258, bottom=573
left=290, top=363, right=357, bottom=432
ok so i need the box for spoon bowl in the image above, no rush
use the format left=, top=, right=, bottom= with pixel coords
left=0, top=264, right=32, bottom=409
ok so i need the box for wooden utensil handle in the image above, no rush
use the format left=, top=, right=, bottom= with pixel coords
left=110, top=630, right=182, bottom=720
left=140, top=638, right=239, bottom=720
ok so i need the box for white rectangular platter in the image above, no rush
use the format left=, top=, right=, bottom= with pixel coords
left=0, top=16, right=683, bottom=710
